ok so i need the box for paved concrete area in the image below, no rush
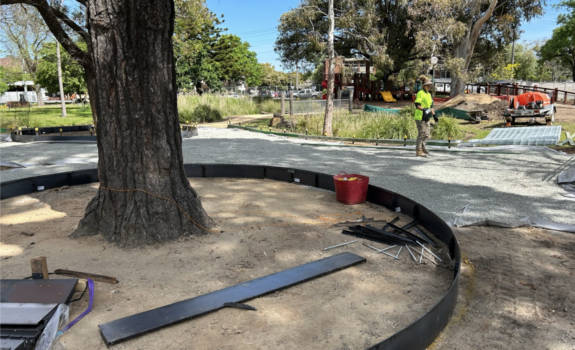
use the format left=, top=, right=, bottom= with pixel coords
left=1, top=127, right=574, bottom=228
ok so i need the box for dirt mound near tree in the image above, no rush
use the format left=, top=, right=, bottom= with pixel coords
left=439, top=93, right=508, bottom=119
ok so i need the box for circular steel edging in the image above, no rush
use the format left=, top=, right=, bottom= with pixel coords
left=0, top=164, right=460, bottom=349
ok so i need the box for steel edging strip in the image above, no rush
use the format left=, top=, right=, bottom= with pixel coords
left=0, top=164, right=460, bottom=350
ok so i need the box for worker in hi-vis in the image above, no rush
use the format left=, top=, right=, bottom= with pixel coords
left=413, top=75, right=438, bottom=157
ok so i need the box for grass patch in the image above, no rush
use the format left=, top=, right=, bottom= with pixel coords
left=282, top=108, right=422, bottom=139
left=0, top=104, right=93, bottom=129
left=177, top=94, right=281, bottom=123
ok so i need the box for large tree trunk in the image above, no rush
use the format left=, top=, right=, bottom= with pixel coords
left=323, top=0, right=335, bottom=137
left=72, top=0, right=214, bottom=247
left=449, top=0, right=498, bottom=97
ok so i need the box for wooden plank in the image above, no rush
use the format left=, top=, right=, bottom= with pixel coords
left=30, top=257, right=49, bottom=280
left=54, top=269, right=118, bottom=284
left=98, top=252, right=366, bottom=346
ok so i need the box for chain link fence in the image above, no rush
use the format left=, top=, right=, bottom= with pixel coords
left=287, top=99, right=350, bottom=114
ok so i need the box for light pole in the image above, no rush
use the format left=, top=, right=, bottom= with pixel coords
left=55, top=0, right=67, bottom=116
left=21, top=58, right=27, bottom=101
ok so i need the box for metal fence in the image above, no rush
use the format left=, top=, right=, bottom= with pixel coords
left=287, top=99, right=350, bottom=114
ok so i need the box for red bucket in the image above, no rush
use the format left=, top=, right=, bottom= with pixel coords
left=333, top=171, right=370, bottom=205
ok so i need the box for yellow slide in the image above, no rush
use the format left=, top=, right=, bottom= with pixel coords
left=379, top=91, right=396, bottom=103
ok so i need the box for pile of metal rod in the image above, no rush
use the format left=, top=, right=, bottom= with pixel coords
left=341, top=217, right=442, bottom=264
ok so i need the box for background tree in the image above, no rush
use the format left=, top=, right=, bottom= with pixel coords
left=36, top=40, right=87, bottom=95
left=409, top=0, right=544, bottom=96
left=0, top=4, right=51, bottom=105
left=539, top=0, right=575, bottom=80
left=276, top=0, right=420, bottom=84
left=1, top=0, right=214, bottom=247
left=173, top=0, right=223, bottom=91
left=210, top=34, right=262, bottom=87
left=259, top=63, right=287, bottom=86
left=0, top=66, right=9, bottom=94
left=275, top=9, right=320, bottom=90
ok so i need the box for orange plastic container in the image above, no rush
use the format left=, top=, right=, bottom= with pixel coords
left=333, top=171, right=370, bottom=205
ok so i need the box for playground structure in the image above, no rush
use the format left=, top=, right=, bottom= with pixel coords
left=327, top=58, right=575, bottom=106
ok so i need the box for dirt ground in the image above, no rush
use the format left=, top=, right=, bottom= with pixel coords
left=0, top=178, right=453, bottom=350
left=432, top=225, right=575, bottom=350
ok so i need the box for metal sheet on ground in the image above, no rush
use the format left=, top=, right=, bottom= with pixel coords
left=0, top=303, right=58, bottom=326
left=98, top=252, right=366, bottom=346
left=0, top=280, right=77, bottom=304
left=468, top=126, right=561, bottom=146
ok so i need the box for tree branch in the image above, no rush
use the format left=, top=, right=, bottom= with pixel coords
left=1, top=0, right=90, bottom=67
left=74, top=0, right=86, bottom=6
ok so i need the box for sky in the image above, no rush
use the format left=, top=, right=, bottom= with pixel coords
left=205, top=0, right=566, bottom=72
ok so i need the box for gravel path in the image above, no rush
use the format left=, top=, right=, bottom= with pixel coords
left=1, top=127, right=574, bottom=228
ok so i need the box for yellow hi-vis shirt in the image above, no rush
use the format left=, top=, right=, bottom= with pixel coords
left=414, top=89, right=433, bottom=120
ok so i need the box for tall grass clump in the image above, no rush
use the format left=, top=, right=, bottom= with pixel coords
left=431, top=115, right=464, bottom=140
left=177, top=94, right=281, bottom=123
left=285, top=105, right=420, bottom=139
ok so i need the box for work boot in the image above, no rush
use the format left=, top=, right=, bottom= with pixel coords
left=422, top=145, right=430, bottom=155
left=416, top=149, right=427, bottom=158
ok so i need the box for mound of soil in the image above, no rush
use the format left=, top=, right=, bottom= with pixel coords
left=440, top=94, right=508, bottom=119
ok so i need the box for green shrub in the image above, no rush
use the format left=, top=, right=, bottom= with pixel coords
left=191, top=104, right=223, bottom=123
left=177, top=94, right=281, bottom=123
left=431, top=115, right=464, bottom=140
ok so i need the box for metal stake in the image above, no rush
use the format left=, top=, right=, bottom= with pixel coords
left=420, top=251, right=439, bottom=265
left=416, top=241, right=442, bottom=262
left=419, top=245, right=424, bottom=264
left=323, top=240, right=357, bottom=251
left=405, top=245, right=417, bottom=262
left=363, top=243, right=399, bottom=259
left=395, top=246, right=403, bottom=259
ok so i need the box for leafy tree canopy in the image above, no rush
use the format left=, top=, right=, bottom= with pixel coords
left=36, top=41, right=87, bottom=95
left=539, top=0, right=575, bottom=80
left=0, top=66, right=9, bottom=94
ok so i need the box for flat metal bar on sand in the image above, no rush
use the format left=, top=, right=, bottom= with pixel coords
left=98, top=252, right=366, bottom=346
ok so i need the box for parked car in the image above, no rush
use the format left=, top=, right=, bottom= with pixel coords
left=223, top=92, right=239, bottom=98
left=297, top=88, right=319, bottom=99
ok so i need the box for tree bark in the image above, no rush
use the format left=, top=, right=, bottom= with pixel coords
left=449, top=0, right=498, bottom=97
left=71, top=0, right=214, bottom=247
left=34, top=84, right=44, bottom=106
left=323, top=0, right=335, bottom=137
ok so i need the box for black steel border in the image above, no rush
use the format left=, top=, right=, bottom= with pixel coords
left=0, top=164, right=460, bottom=350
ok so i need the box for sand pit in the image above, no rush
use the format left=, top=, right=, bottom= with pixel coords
left=0, top=178, right=453, bottom=350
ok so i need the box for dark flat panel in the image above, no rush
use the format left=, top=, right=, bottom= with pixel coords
left=264, top=167, right=293, bottom=182
left=293, top=170, right=317, bottom=187
left=0, top=338, right=32, bottom=350
left=317, top=173, right=336, bottom=192
left=98, top=252, right=366, bottom=346
left=366, top=186, right=395, bottom=210
left=204, top=165, right=264, bottom=179
left=0, top=280, right=77, bottom=304
left=0, top=303, right=58, bottom=326
left=12, top=135, right=96, bottom=143
left=183, top=164, right=203, bottom=178
left=0, top=181, right=34, bottom=200
left=68, top=170, right=99, bottom=186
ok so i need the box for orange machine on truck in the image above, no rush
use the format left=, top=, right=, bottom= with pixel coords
left=504, top=91, right=557, bottom=126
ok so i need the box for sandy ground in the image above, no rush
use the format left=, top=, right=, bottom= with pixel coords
left=0, top=178, right=452, bottom=350
left=432, top=225, right=575, bottom=350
